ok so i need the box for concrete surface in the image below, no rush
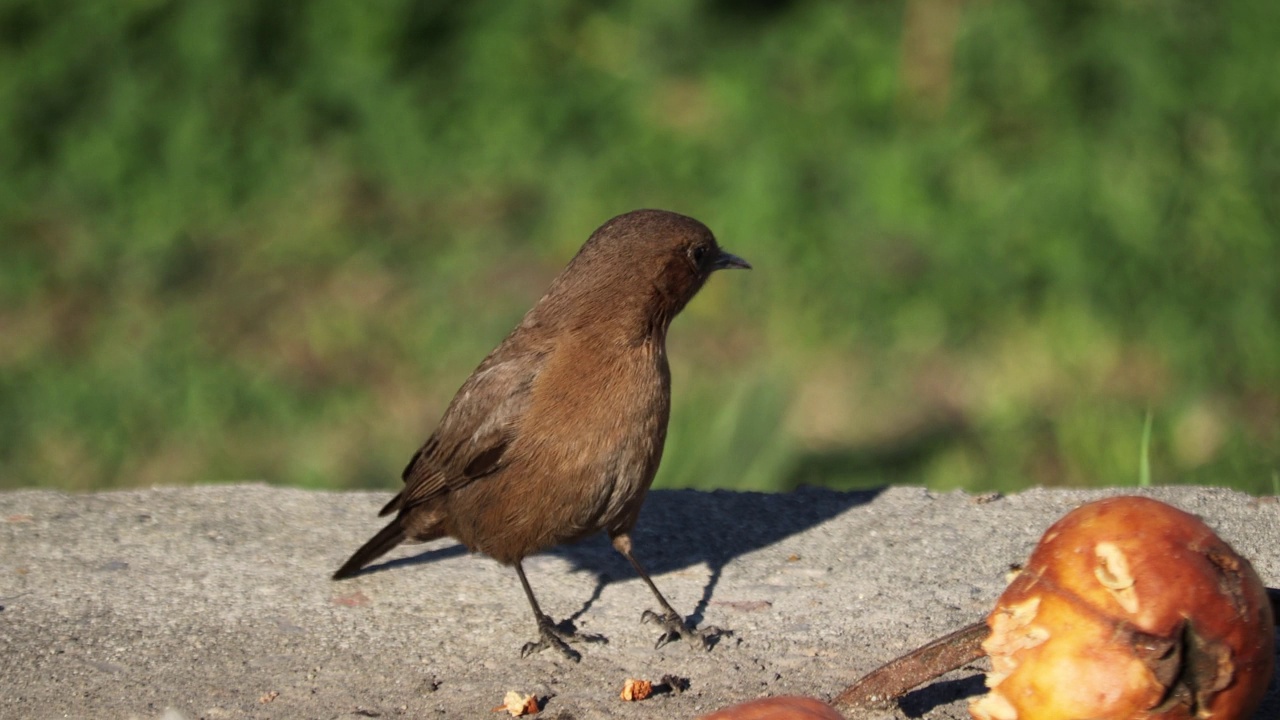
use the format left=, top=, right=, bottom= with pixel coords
left=1, top=484, right=1277, bottom=719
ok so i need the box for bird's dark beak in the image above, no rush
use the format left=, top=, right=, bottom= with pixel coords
left=713, top=250, right=751, bottom=271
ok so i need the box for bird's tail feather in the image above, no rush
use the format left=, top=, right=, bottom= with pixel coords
left=333, top=519, right=406, bottom=580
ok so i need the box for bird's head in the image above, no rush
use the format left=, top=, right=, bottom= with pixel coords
left=543, top=209, right=750, bottom=334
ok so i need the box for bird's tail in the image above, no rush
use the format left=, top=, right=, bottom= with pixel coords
left=333, top=519, right=407, bottom=580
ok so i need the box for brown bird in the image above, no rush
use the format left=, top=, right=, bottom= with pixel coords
left=333, top=209, right=749, bottom=660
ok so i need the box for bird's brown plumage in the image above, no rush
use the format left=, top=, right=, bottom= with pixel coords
left=334, top=209, right=749, bottom=659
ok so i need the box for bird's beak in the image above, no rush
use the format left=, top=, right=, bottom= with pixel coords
left=713, top=250, right=752, bottom=271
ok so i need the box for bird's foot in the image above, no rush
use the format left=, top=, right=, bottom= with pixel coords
left=641, top=609, right=730, bottom=650
left=520, top=615, right=607, bottom=662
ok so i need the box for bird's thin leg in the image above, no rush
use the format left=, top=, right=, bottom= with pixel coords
left=611, top=533, right=729, bottom=650
left=514, top=560, right=605, bottom=662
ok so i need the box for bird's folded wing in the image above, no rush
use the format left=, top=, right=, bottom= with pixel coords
left=383, top=345, right=549, bottom=515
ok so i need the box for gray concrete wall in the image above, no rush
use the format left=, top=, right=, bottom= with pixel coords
left=2, top=485, right=1277, bottom=719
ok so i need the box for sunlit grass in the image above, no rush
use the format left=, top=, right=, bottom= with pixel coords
left=1139, top=411, right=1154, bottom=488
left=2, top=1, right=1278, bottom=495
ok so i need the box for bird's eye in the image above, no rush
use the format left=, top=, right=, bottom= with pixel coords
left=690, top=245, right=708, bottom=265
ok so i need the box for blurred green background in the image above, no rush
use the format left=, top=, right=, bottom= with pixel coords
left=2, top=0, right=1278, bottom=495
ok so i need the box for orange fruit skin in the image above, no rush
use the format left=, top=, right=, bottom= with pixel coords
left=973, top=496, right=1274, bottom=720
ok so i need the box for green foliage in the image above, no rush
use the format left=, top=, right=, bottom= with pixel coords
left=2, top=0, right=1278, bottom=493
left=1139, top=411, right=1153, bottom=488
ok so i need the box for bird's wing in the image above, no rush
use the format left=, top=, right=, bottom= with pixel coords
left=380, top=340, right=548, bottom=516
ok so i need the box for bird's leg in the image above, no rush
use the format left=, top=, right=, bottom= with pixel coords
left=514, top=560, right=606, bottom=662
left=611, top=533, right=729, bottom=650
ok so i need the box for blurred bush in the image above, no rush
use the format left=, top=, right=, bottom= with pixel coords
left=1, top=0, right=1277, bottom=493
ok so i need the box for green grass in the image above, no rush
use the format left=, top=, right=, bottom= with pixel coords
left=1139, top=411, right=1153, bottom=488
left=1, top=1, right=1278, bottom=495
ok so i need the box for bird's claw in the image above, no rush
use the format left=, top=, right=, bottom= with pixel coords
left=521, top=636, right=579, bottom=662
left=641, top=609, right=729, bottom=650
left=520, top=615, right=607, bottom=662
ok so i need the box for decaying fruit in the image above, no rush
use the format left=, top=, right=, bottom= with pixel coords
left=620, top=678, right=653, bottom=702
left=971, top=496, right=1274, bottom=720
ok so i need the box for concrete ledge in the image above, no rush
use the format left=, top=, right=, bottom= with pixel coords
left=2, top=484, right=1278, bottom=719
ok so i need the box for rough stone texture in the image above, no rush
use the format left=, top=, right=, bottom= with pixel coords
left=1, top=484, right=1277, bottom=719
